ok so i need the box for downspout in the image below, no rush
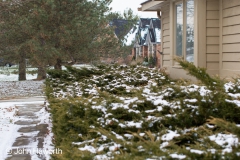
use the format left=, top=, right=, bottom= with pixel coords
left=157, top=10, right=161, bottom=19
left=157, top=10, right=162, bottom=55
left=157, top=10, right=163, bottom=68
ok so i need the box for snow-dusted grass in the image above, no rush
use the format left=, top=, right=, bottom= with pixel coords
left=46, top=65, right=240, bottom=159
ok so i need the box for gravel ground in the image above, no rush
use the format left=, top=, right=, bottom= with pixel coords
left=0, top=80, right=45, bottom=99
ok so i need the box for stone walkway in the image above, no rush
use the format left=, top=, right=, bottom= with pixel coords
left=2, top=97, right=51, bottom=160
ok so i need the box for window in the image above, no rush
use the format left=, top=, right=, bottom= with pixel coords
left=175, top=0, right=194, bottom=62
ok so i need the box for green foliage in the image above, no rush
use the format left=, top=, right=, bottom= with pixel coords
left=148, top=56, right=156, bottom=68
left=144, top=57, right=148, bottom=62
left=46, top=64, right=240, bottom=159
left=175, top=58, right=223, bottom=91
left=176, top=58, right=240, bottom=124
left=0, top=0, right=138, bottom=74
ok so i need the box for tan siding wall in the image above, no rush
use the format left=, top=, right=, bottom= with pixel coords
left=206, top=0, right=219, bottom=75
left=161, top=2, right=170, bottom=68
left=221, top=0, right=240, bottom=77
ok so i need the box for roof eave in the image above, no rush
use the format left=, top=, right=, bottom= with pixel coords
left=140, top=0, right=167, bottom=12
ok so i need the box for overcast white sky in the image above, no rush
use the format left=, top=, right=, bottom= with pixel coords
left=109, top=0, right=157, bottom=18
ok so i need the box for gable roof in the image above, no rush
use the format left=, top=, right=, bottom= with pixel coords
left=124, top=24, right=139, bottom=45
left=136, top=18, right=161, bottom=45
left=151, top=18, right=161, bottom=29
left=139, top=18, right=151, bottom=28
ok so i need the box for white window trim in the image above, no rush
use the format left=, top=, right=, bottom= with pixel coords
left=170, top=0, right=196, bottom=67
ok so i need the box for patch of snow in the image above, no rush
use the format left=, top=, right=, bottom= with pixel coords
left=170, top=153, right=186, bottom=159
left=225, top=99, right=240, bottom=107
left=190, top=149, right=205, bottom=154
left=153, top=99, right=169, bottom=106
left=184, top=99, right=198, bottom=103
left=125, top=121, right=142, bottom=128
left=0, top=73, right=37, bottom=81
left=124, top=134, right=134, bottom=139
left=94, top=154, right=109, bottom=160
left=161, top=130, right=180, bottom=141
left=160, top=142, right=169, bottom=149
left=79, top=145, right=96, bottom=153
left=209, top=133, right=239, bottom=153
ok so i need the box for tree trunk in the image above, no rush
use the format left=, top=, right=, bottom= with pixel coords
left=37, top=66, right=46, bottom=80
left=54, top=58, right=62, bottom=70
left=18, top=52, right=26, bottom=81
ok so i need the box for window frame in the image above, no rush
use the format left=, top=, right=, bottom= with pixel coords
left=173, top=0, right=195, bottom=64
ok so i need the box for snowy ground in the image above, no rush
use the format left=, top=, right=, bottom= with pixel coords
left=0, top=100, right=53, bottom=160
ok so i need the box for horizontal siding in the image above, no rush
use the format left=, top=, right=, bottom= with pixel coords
left=206, top=0, right=219, bottom=75
left=163, top=30, right=169, bottom=36
left=207, top=62, right=219, bottom=70
left=207, top=45, right=219, bottom=53
left=207, top=20, right=219, bottom=27
left=223, top=44, right=240, bottom=52
left=222, top=53, right=240, bottom=61
left=223, top=0, right=240, bottom=9
left=207, top=37, right=219, bottom=44
left=223, top=34, right=240, bottom=43
left=162, top=36, right=170, bottom=42
left=223, top=15, right=240, bottom=26
left=162, top=23, right=169, bottom=30
left=223, top=25, right=240, bottom=35
left=162, top=17, right=169, bottom=24
left=163, top=48, right=170, bottom=54
left=207, top=70, right=219, bottom=76
left=223, top=5, right=240, bottom=18
left=163, top=42, right=170, bottom=48
left=221, top=0, right=240, bottom=76
left=207, top=11, right=219, bottom=19
left=222, top=62, right=240, bottom=70
left=207, top=1, right=219, bottom=10
left=162, top=54, right=170, bottom=60
left=207, top=28, right=219, bottom=36
left=207, top=54, right=219, bottom=61
left=161, top=1, right=170, bottom=65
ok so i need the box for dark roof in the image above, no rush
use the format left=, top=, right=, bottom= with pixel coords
left=151, top=18, right=161, bottom=29
left=139, top=18, right=151, bottom=28
left=110, top=19, right=132, bottom=38
left=140, top=0, right=151, bottom=5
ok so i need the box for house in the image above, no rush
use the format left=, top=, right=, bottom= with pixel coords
left=133, top=18, right=162, bottom=68
left=139, top=0, right=240, bottom=79
left=145, top=18, right=161, bottom=67
left=134, top=18, right=151, bottom=59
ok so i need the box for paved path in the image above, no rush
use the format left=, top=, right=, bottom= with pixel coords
left=1, top=97, right=52, bottom=160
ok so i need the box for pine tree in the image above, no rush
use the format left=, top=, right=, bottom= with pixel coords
left=0, top=0, right=137, bottom=79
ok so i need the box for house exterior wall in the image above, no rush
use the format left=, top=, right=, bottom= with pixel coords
left=161, top=1, right=171, bottom=69
left=143, top=46, right=148, bottom=58
left=206, top=0, right=220, bottom=76
left=140, top=0, right=240, bottom=80
left=220, top=0, right=240, bottom=78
